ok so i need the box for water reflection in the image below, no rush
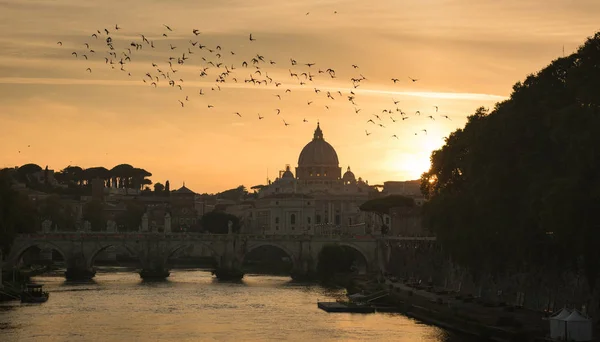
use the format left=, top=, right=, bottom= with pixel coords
left=0, top=268, right=474, bottom=342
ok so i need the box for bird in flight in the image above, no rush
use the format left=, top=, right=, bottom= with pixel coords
left=352, top=64, right=359, bottom=69
left=434, top=106, right=439, bottom=112
left=57, top=41, right=62, bottom=46
left=283, top=119, right=290, bottom=126
left=208, top=104, right=214, bottom=108
left=276, top=109, right=281, bottom=115
left=365, top=130, right=371, bottom=136
left=392, top=135, right=399, bottom=139
left=303, top=118, right=308, bottom=123
left=275, top=95, right=281, bottom=100
left=193, top=29, right=200, bottom=35
left=249, top=33, right=256, bottom=41
left=441, top=115, right=451, bottom=120
left=408, top=77, right=418, bottom=82
left=234, top=112, right=242, bottom=117
left=164, top=24, right=173, bottom=31
left=86, top=68, right=92, bottom=73
left=178, top=100, right=184, bottom=107
left=422, top=129, right=428, bottom=135
left=258, top=113, right=264, bottom=120
left=115, top=24, right=121, bottom=30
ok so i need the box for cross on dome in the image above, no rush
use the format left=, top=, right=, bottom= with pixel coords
left=313, top=122, right=323, bottom=140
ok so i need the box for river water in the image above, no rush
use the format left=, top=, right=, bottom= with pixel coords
left=1, top=268, right=472, bottom=342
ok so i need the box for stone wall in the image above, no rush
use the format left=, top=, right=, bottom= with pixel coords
left=386, top=242, right=594, bottom=314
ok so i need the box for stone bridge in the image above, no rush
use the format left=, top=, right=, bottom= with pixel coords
left=3, top=232, right=405, bottom=280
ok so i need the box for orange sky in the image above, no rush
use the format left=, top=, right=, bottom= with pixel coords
left=1, top=0, right=598, bottom=193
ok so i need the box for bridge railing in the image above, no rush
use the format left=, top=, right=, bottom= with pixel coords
left=14, top=232, right=435, bottom=241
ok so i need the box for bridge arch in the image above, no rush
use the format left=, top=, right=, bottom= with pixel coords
left=318, top=242, right=372, bottom=273
left=241, top=242, right=297, bottom=270
left=164, top=242, right=221, bottom=265
left=86, top=243, right=139, bottom=269
left=7, top=242, right=69, bottom=268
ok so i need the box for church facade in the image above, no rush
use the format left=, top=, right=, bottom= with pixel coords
left=245, top=124, right=377, bottom=235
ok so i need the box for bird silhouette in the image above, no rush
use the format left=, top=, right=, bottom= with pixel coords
left=408, top=77, right=418, bottom=82
left=276, top=109, right=281, bottom=115
left=178, top=100, right=184, bottom=107
left=164, top=24, right=173, bottom=31
left=258, top=113, right=264, bottom=120
left=249, top=33, right=256, bottom=41
left=365, top=130, right=371, bottom=136
left=434, top=106, right=439, bottom=112
left=57, top=41, right=62, bottom=46
left=392, top=135, right=399, bottom=139
left=234, top=112, right=242, bottom=117
left=283, top=119, right=290, bottom=126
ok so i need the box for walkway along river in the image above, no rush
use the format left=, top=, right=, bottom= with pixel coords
left=0, top=267, right=478, bottom=342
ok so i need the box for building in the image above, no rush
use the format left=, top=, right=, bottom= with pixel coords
left=170, top=184, right=199, bottom=231
left=249, top=123, right=377, bottom=235
left=388, top=206, right=425, bottom=236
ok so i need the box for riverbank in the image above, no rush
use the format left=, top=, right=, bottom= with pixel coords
left=347, top=276, right=548, bottom=342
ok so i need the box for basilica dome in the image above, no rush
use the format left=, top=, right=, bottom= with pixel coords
left=342, top=166, right=356, bottom=183
left=298, top=123, right=339, bottom=167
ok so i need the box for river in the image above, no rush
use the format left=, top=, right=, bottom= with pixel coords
left=1, top=268, right=474, bottom=341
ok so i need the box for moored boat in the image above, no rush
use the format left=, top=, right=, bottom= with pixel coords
left=20, top=284, right=49, bottom=303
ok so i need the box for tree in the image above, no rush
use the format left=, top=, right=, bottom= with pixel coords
left=55, top=166, right=83, bottom=186
left=110, top=164, right=135, bottom=189
left=0, top=169, right=38, bottom=255
left=200, top=211, right=240, bottom=234
left=38, top=195, right=76, bottom=231
left=154, top=182, right=165, bottom=194
left=115, top=201, right=146, bottom=231
left=165, top=180, right=170, bottom=193
left=17, top=163, right=42, bottom=184
left=82, top=200, right=106, bottom=231
left=217, top=185, right=248, bottom=202
left=420, top=32, right=600, bottom=289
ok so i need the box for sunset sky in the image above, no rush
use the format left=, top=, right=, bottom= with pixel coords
left=1, top=0, right=598, bottom=193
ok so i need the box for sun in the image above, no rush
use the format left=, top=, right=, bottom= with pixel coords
left=386, top=153, right=431, bottom=180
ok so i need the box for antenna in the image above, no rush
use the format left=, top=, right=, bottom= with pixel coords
left=562, top=45, right=565, bottom=57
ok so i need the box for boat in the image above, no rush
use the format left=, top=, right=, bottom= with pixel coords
left=20, top=284, right=49, bottom=303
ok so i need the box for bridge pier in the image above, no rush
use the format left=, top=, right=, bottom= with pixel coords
left=65, top=252, right=96, bottom=281
left=139, top=257, right=170, bottom=280
left=212, top=254, right=244, bottom=281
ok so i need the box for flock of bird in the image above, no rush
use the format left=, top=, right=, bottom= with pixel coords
left=58, top=22, right=453, bottom=139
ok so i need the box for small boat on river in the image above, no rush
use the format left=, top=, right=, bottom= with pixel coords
left=20, top=284, right=49, bottom=303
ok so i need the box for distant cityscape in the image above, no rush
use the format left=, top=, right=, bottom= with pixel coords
left=3, top=124, right=425, bottom=237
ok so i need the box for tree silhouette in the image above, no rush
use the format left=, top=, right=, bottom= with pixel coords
left=420, top=32, right=600, bottom=288
left=200, top=211, right=240, bottom=234
left=153, top=182, right=165, bottom=194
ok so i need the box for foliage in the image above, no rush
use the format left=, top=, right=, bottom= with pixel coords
left=115, top=201, right=146, bottom=231
left=82, top=200, right=106, bottom=231
left=0, top=170, right=38, bottom=255
left=200, top=211, right=240, bottom=234
left=154, top=182, right=165, bottom=193
left=38, top=195, right=77, bottom=231
left=420, top=32, right=600, bottom=286
left=316, top=244, right=356, bottom=280
left=217, top=185, right=248, bottom=202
